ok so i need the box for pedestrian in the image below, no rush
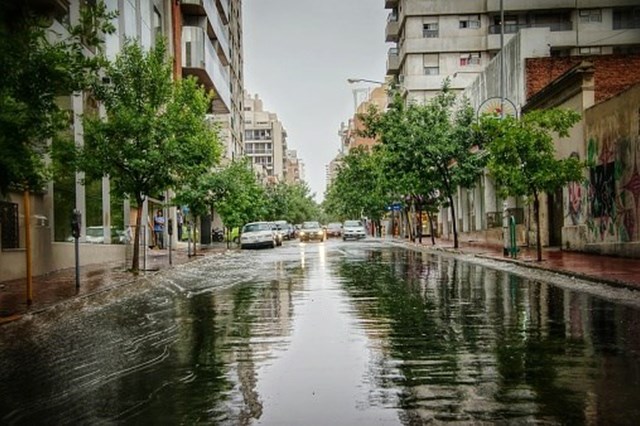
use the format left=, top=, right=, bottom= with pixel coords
left=177, top=210, right=184, bottom=241
left=154, top=209, right=165, bottom=249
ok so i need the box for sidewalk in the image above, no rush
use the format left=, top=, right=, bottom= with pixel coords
left=409, top=237, right=640, bottom=290
left=0, top=242, right=228, bottom=324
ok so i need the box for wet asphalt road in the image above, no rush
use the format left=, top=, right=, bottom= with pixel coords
left=1, top=238, right=640, bottom=425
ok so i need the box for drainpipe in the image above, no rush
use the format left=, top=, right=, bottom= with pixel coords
left=500, top=0, right=505, bottom=118
left=23, top=190, right=33, bottom=305
left=172, top=0, right=182, bottom=80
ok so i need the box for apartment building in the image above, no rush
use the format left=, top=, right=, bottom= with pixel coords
left=180, top=0, right=245, bottom=159
left=1, top=0, right=178, bottom=281
left=243, top=93, right=288, bottom=182
left=385, top=0, right=640, bottom=103
left=285, top=150, right=305, bottom=185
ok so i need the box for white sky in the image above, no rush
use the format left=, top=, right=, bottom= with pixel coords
left=243, top=0, right=389, bottom=203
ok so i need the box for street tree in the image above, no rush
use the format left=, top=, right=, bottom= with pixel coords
left=0, top=1, right=115, bottom=195
left=479, top=108, right=583, bottom=261
left=265, top=182, right=320, bottom=224
left=361, top=86, right=484, bottom=248
left=323, top=146, right=390, bottom=232
left=80, top=40, right=221, bottom=272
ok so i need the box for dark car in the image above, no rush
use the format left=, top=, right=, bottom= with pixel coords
left=275, top=220, right=295, bottom=240
left=299, top=221, right=326, bottom=242
left=326, top=222, right=342, bottom=237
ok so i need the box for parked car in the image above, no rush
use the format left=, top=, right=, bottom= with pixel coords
left=85, top=226, right=126, bottom=244
left=274, top=220, right=295, bottom=240
left=240, top=222, right=277, bottom=249
left=268, top=222, right=284, bottom=246
left=342, top=220, right=366, bottom=241
left=326, top=222, right=343, bottom=237
left=299, top=221, right=326, bottom=242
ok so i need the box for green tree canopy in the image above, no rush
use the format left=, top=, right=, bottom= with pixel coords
left=0, top=1, right=115, bottom=195
left=323, top=146, right=390, bottom=223
left=360, top=86, right=484, bottom=247
left=479, top=108, right=583, bottom=260
left=80, top=40, right=221, bottom=271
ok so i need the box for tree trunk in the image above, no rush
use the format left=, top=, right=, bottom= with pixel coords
left=449, top=194, right=459, bottom=248
left=534, top=192, right=542, bottom=262
left=417, top=203, right=423, bottom=244
left=131, top=196, right=144, bottom=273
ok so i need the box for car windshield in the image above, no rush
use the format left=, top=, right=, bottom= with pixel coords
left=86, top=227, right=103, bottom=237
left=302, top=221, right=320, bottom=229
left=243, top=223, right=270, bottom=233
left=344, top=220, right=362, bottom=227
left=327, top=223, right=341, bottom=229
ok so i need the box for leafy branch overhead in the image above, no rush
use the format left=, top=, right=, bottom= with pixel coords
left=0, top=0, right=116, bottom=194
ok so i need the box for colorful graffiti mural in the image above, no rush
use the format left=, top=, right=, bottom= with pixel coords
left=568, top=152, right=583, bottom=226
left=585, top=136, right=639, bottom=243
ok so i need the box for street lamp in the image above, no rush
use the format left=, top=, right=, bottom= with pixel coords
left=347, top=78, right=385, bottom=85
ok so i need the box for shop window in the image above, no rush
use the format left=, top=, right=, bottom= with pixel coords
left=0, top=202, right=19, bottom=249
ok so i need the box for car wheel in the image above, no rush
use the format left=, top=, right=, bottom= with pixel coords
left=233, top=236, right=239, bottom=244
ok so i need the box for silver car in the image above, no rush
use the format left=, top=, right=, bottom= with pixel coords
left=342, top=220, right=366, bottom=241
left=240, top=222, right=277, bottom=249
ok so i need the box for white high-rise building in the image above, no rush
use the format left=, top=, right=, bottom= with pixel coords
left=385, top=0, right=640, bottom=102
left=243, top=93, right=288, bottom=182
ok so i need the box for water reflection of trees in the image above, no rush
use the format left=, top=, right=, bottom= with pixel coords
left=337, top=247, right=640, bottom=423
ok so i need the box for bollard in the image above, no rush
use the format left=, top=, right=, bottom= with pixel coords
left=509, top=215, right=517, bottom=258
left=71, top=210, right=82, bottom=290
left=168, top=218, right=173, bottom=266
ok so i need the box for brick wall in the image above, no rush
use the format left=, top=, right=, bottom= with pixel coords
left=526, top=55, right=640, bottom=104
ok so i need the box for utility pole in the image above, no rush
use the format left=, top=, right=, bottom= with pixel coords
left=500, top=0, right=505, bottom=118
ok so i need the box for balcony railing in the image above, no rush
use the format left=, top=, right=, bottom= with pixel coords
left=489, top=21, right=573, bottom=34
left=182, top=26, right=231, bottom=113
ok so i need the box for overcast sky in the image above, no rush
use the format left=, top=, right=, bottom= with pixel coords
left=243, top=0, right=389, bottom=202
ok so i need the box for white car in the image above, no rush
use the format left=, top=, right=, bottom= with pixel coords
left=342, top=220, right=366, bottom=241
left=240, top=222, right=277, bottom=249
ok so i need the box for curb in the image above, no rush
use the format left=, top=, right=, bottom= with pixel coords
left=395, top=240, right=640, bottom=292
left=0, top=248, right=229, bottom=326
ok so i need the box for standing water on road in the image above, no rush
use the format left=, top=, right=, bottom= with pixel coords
left=1, top=241, right=640, bottom=424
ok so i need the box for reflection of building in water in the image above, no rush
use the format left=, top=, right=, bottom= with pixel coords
left=343, top=249, right=640, bottom=422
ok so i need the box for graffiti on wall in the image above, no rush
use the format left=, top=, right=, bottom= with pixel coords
left=568, top=152, right=584, bottom=226
left=585, top=135, right=639, bottom=243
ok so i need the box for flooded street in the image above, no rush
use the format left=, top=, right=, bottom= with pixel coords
left=2, top=240, right=640, bottom=424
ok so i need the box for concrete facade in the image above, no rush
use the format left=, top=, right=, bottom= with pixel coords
left=386, top=0, right=640, bottom=102
left=243, top=93, right=288, bottom=182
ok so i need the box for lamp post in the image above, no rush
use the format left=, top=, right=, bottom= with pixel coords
left=347, top=78, right=385, bottom=85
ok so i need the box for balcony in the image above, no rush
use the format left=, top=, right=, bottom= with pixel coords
left=386, top=47, right=399, bottom=75
left=385, top=13, right=400, bottom=42
left=182, top=26, right=231, bottom=114
left=487, top=0, right=575, bottom=11
left=401, top=35, right=486, bottom=56
left=181, top=0, right=230, bottom=65
left=403, top=0, right=484, bottom=18
left=488, top=21, right=573, bottom=34
left=216, top=0, right=230, bottom=24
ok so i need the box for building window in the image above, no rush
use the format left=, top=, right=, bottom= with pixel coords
left=460, top=15, right=481, bottom=29
left=579, top=46, right=602, bottom=55
left=153, top=7, right=163, bottom=39
left=0, top=202, right=19, bottom=249
left=613, top=7, right=640, bottom=29
left=579, top=9, right=602, bottom=23
left=424, top=67, right=439, bottom=75
left=460, top=52, right=481, bottom=66
left=423, top=22, right=438, bottom=38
